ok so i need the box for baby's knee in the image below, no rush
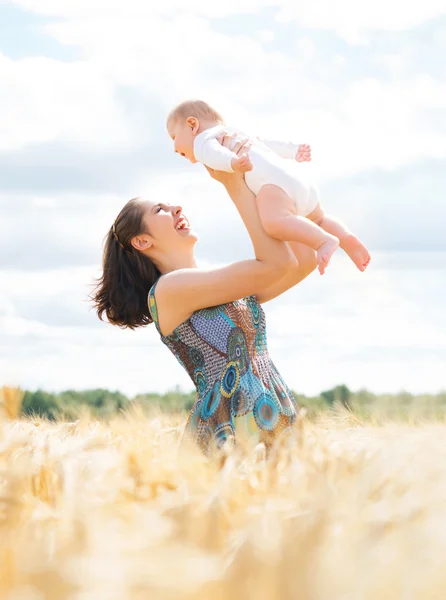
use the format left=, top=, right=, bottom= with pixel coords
left=262, top=217, right=284, bottom=239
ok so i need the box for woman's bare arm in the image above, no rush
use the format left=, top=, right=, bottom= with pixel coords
left=213, top=135, right=317, bottom=303
left=155, top=169, right=295, bottom=336
left=255, top=242, right=317, bottom=304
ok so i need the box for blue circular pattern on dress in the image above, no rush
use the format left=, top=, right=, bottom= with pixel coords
left=248, top=298, right=261, bottom=328
left=194, top=368, right=208, bottom=396
left=220, top=361, right=240, bottom=398
left=214, top=421, right=235, bottom=450
left=190, top=347, right=205, bottom=368
left=149, top=282, right=298, bottom=452
left=201, top=383, right=221, bottom=421
left=231, top=389, right=249, bottom=416
left=188, top=400, right=203, bottom=431
left=270, top=371, right=296, bottom=417
left=227, top=328, right=249, bottom=374
left=253, top=393, right=280, bottom=431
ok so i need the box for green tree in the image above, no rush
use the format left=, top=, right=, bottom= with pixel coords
left=21, top=390, right=60, bottom=420
left=321, top=385, right=352, bottom=409
left=57, top=389, right=130, bottom=418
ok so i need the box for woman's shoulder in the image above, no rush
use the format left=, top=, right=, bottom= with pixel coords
left=148, top=273, right=202, bottom=338
left=149, top=263, right=265, bottom=336
left=150, top=274, right=258, bottom=338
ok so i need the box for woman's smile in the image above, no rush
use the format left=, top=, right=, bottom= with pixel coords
left=174, top=214, right=190, bottom=233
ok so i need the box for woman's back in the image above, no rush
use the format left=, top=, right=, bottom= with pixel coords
left=149, top=281, right=298, bottom=455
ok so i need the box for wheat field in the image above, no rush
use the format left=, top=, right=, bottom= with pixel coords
left=2, top=387, right=446, bottom=600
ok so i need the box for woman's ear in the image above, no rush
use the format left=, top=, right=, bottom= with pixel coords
left=186, top=116, right=199, bottom=135
left=131, top=233, right=153, bottom=252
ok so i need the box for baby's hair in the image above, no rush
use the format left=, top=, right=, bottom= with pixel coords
left=167, top=100, right=224, bottom=127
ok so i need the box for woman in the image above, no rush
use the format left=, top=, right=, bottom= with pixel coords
left=93, top=136, right=317, bottom=455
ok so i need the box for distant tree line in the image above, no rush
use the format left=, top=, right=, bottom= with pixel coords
left=17, top=385, right=446, bottom=422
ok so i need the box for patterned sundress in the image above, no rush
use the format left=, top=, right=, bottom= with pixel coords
left=148, top=280, right=298, bottom=455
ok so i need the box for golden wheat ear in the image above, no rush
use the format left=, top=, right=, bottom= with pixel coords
left=0, top=386, right=24, bottom=420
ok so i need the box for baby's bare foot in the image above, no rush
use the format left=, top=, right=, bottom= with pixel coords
left=341, top=233, right=371, bottom=272
left=317, top=236, right=339, bottom=275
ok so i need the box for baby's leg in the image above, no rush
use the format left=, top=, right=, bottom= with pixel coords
left=307, top=205, right=371, bottom=272
left=257, top=184, right=339, bottom=275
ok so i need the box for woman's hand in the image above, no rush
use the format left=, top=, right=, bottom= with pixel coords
left=205, top=132, right=253, bottom=188
left=218, top=131, right=252, bottom=155
left=295, top=144, right=311, bottom=162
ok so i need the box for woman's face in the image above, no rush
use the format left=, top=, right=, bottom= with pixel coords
left=138, top=199, right=198, bottom=254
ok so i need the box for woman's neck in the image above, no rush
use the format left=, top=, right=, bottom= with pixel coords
left=155, top=249, right=198, bottom=275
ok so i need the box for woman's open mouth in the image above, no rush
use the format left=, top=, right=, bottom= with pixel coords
left=175, top=216, right=190, bottom=231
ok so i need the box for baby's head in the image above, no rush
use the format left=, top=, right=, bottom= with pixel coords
left=166, top=100, right=224, bottom=163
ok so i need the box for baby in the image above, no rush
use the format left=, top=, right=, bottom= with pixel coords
left=166, top=100, right=370, bottom=274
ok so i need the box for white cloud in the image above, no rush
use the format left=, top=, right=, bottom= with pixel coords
left=1, top=253, right=445, bottom=396
left=255, top=29, right=276, bottom=43
left=0, top=191, right=120, bottom=269
left=41, top=15, right=293, bottom=112
left=5, top=0, right=446, bottom=37
left=266, top=251, right=446, bottom=395
left=258, top=76, right=446, bottom=179
left=0, top=53, right=135, bottom=152
left=3, top=156, right=442, bottom=279
left=276, top=0, right=446, bottom=43
left=0, top=176, right=253, bottom=270
left=1, top=5, right=445, bottom=177
left=1, top=0, right=274, bottom=19
left=1, top=1, right=446, bottom=397
left=4, top=0, right=446, bottom=44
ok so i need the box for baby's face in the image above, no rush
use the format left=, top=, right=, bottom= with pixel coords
left=167, top=119, right=197, bottom=163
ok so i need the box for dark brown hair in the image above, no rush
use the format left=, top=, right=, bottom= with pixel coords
left=91, top=197, right=160, bottom=329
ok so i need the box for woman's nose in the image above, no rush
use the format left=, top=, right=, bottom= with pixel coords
left=173, top=205, right=182, bottom=215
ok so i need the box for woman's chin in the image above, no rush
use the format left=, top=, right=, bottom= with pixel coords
left=177, top=228, right=198, bottom=244
left=188, top=230, right=199, bottom=244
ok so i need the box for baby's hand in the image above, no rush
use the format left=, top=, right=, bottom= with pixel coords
left=231, top=152, right=253, bottom=173
left=296, top=144, right=311, bottom=162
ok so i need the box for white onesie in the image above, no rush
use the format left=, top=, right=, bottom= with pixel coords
left=193, top=125, right=319, bottom=217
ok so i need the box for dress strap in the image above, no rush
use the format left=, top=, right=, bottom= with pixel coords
left=148, top=279, right=162, bottom=335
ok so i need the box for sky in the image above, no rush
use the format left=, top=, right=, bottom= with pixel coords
left=1, top=0, right=445, bottom=397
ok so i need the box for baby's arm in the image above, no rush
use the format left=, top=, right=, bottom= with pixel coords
left=260, top=138, right=311, bottom=162
left=195, top=137, right=252, bottom=173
